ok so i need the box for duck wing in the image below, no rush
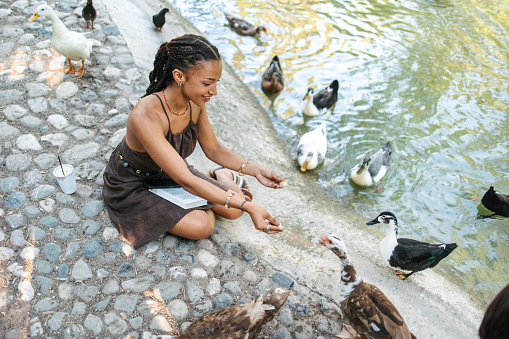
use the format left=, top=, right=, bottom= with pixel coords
left=481, top=186, right=509, bottom=217
left=342, top=281, right=414, bottom=339
left=225, top=13, right=254, bottom=31
left=262, top=56, right=283, bottom=81
left=180, top=291, right=290, bottom=339
left=366, top=142, right=391, bottom=181
left=313, top=80, right=339, bottom=110
left=262, top=56, right=284, bottom=93
left=248, top=291, right=291, bottom=338
left=82, top=2, right=96, bottom=23
left=392, top=238, right=457, bottom=271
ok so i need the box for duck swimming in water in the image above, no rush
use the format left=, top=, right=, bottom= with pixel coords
left=302, top=80, right=339, bottom=116
left=366, top=211, right=458, bottom=280
left=224, top=12, right=267, bottom=36
left=311, top=234, right=416, bottom=339
left=350, top=141, right=392, bottom=188
left=480, top=186, right=509, bottom=217
left=261, top=56, right=284, bottom=94
left=297, top=122, right=327, bottom=172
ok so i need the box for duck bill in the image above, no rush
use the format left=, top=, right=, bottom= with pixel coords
left=300, top=159, right=310, bottom=172
left=29, top=12, right=40, bottom=21
left=356, top=164, right=366, bottom=175
left=366, top=218, right=379, bottom=226
left=302, top=92, right=309, bottom=101
left=311, top=237, right=325, bottom=245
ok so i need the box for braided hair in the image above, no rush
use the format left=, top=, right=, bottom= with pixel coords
left=143, top=34, right=221, bottom=97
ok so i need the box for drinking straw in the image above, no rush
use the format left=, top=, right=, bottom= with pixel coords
left=57, top=155, right=65, bottom=175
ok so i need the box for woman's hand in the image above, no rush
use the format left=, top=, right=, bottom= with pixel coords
left=255, top=168, right=285, bottom=189
left=245, top=203, right=283, bottom=234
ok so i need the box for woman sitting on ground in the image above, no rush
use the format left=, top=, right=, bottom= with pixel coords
left=102, top=34, right=284, bottom=249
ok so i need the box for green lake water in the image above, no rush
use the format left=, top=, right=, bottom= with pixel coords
left=167, top=0, right=509, bottom=306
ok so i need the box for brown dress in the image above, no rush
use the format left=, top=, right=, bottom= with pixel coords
left=102, top=94, right=227, bottom=249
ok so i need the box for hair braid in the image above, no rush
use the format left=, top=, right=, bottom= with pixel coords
left=143, top=34, right=221, bottom=97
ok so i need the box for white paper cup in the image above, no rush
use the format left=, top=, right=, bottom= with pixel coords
left=53, top=164, right=77, bottom=194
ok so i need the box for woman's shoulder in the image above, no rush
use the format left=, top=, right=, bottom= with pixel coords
left=129, top=94, right=165, bottom=126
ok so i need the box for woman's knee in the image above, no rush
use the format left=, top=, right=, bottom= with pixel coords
left=172, top=210, right=215, bottom=240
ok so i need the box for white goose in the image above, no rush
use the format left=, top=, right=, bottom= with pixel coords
left=350, top=141, right=392, bottom=188
left=29, top=4, right=93, bottom=77
left=297, top=122, right=327, bottom=172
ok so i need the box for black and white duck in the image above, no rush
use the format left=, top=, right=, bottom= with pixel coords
left=180, top=291, right=291, bottom=338
left=224, top=12, right=267, bottom=36
left=261, top=56, right=284, bottom=94
left=153, top=8, right=169, bottom=32
left=302, top=80, right=339, bottom=117
left=366, top=211, right=458, bottom=280
left=82, top=0, right=96, bottom=30
left=350, top=141, right=392, bottom=189
left=311, top=235, right=416, bottom=339
left=297, top=122, right=327, bottom=172
left=480, top=186, right=509, bottom=217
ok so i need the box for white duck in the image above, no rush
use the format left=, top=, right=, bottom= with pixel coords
left=302, top=88, right=320, bottom=116
left=29, top=4, right=93, bottom=77
left=350, top=141, right=392, bottom=188
left=297, top=122, right=327, bottom=172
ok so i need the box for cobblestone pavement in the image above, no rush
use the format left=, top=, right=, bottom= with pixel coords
left=0, top=0, right=343, bottom=337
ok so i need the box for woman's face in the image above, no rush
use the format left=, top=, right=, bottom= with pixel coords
left=182, top=60, right=222, bottom=106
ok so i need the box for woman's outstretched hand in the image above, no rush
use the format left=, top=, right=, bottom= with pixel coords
left=255, top=168, right=285, bottom=189
left=246, top=203, right=283, bottom=234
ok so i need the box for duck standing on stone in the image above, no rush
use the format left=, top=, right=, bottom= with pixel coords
left=480, top=186, right=509, bottom=217
left=350, top=141, right=392, bottom=190
left=261, top=56, right=284, bottom=94
left=367, top=211, right=458, bottom=280
left=297, top=122, right=327, bottom=172
left=311, top=235, right=416, bottom=339
left=29, top=4, right=93, bottom=77
left=153, top=8, right=169, bottom=32
left=302, top=80, right=339, bottom=117
left=224, top=12, right=267, bottom=36
left=180, top=291, right=291, bottom=338
left=82, top=0, right=97, bottom=30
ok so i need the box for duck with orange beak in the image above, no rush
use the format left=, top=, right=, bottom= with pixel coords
left=29, top=4, right=93, bottom=77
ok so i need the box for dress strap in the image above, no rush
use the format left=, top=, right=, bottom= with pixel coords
left=151, top=94, right=172, bottom=138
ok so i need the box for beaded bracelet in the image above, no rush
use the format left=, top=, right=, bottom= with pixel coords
left=240, top=200, right=248, bottom=211
left=238, top=160, right=251, bottom=176
left=224, top=192, right=235, bottom=209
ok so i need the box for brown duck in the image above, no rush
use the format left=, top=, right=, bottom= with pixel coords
left=262, top=56, right=284, bottom=94
left=180, top=290, right=291, bottom=338
left=312, top=235, right=417, bottom=339
left=224, top=12, right=267, bottom=36
left=82, top=0, right=97, bottom=29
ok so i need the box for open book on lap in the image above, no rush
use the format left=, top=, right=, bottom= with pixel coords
left=149, top=186, right=207, bottom=209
